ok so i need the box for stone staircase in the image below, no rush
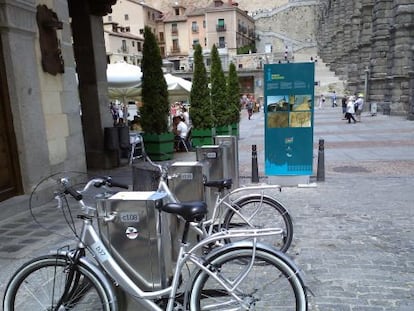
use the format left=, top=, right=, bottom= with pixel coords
left=295, top=53, right=346, bottom=97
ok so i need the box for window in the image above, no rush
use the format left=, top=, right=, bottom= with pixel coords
left=192, top=39, right=200, bottom=48
left=192, top=21, right=198, bottom=33
left=171, top=23, right=178, bottom=35
left=124, top=14, right=129, bottom=21
left=203, top=20, right=206, bottom=28
left=217, top=19, right=225, bottom=31
left=172, top=39, right=179, bottom=50
left=108, top=16, right=112, bottom=22
left=121, top=40, right=127, bottom=52
left=219, top=37, right=225, bottom=48
left=159, top=32, right=164, bottom=42
left=137, top=42, right=142, bottom=52
left=175, top=8, right=180, bottom=15
left=132, top=41, right=135, bottom=47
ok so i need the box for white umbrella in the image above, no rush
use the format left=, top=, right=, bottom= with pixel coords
left=107, top=62, right=142, bottom=88
left=107, top=62, right=142, bottom=103
left=164, top=73, right=192, bottom=93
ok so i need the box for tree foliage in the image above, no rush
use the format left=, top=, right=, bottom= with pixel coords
left=189, top=44, right=215, bottom=129
left=140, top=26, right=169, bottom=134
left=210, top=44, right=229, bottom=126
left=226, top=62, right=241, bottom=124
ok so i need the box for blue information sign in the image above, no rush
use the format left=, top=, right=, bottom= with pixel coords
left=264, top=62, right=315, bottom=175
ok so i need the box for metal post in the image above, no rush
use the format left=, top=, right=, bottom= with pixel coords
left=316, top=139, right=325, bottom=182
left=251, top=144, right=259, bottom=183
left=364, top=66, right=369, bottom=112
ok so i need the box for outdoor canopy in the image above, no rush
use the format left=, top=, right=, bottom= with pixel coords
left=107, top=63, right=192, bottom=103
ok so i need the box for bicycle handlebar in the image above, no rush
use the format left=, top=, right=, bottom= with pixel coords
left=58, top=176, right=128, bottom=201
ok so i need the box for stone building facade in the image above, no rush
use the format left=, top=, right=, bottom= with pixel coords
left=317, top=0, right=414, bottom=118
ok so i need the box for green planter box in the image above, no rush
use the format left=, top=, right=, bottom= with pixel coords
left=142, top=132, right=174, bottom=161
left=231, top=123, right=239, bottom=137
left=192, top=128, right=215, bottom=147
left=216, top=125, right=231, bottom=135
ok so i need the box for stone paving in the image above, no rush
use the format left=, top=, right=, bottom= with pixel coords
left=1, top=106, right=414, bottom=310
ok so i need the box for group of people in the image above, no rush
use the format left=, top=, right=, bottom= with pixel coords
left=342, top=93, right=364, bottom=123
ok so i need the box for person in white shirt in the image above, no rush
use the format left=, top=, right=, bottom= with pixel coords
left=355, top=93, right=364, bottom=122
left=172, top=116, right=188, bottom=151
left=182, top=107, right=190, bottom=126
left=345, top=96, right=357, bottom=123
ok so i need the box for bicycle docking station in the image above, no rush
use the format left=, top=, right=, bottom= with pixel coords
left=97, top=191, right=173, bottom=292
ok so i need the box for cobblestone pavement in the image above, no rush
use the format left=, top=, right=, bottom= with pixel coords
left=1, top=106, right=414, bottom=310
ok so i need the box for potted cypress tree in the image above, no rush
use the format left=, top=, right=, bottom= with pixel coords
left=190, top=44, right=216, bottom=146
left=210, top=44, right=230, bottom=135
left=226, top=62, right=241, bottom=136
left=140, top=26, right=174, bottom=160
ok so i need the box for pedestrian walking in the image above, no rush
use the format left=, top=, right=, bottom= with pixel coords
left=331, top=91, right=337, bottom=107
left=318, top=94, right=325, bottom=109
left=341, top=96, right=348, bottom=118
left=246, top=95, right=253, bottom=120
left=355, top=93, right=364, bottom=122
left=345, top=96, right=357, bottom=123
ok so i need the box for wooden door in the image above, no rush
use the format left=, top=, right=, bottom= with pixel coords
left=0, top=40, right=22, bottom=202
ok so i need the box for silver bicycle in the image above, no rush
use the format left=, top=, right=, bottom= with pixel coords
left=144, top=153, right=294, bottom=253
left=3, top=174, right=308, bottom=310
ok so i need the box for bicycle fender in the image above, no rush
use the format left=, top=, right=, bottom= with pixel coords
left=232, top=194, right=290, bottom=213
left=203, top=241, right=306, bottom=283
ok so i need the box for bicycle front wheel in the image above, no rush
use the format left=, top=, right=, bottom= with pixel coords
left=223, top=195, right=294, bottom=252
left=3, top=255, right=113, bottom=311
left=189, top=247, right=307, bottom=310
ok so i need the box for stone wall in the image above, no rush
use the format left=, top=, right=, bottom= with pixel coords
left=317, top=0, right=414, bottom=118
left=254, top=2, right=318, bottom=55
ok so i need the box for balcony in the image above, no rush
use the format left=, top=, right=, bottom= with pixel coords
left=170, top=46, right=181, bottom=54
left=216, top=25, right=226, bottom=32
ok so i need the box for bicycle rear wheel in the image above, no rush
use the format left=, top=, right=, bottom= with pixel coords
left=189, top=246, right=307, bottom=310
left=223, top=195, right=293, bottom=252
left=3, top=255, right=113, bottom=311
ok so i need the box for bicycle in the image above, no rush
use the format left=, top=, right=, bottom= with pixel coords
left=3, top=174, right=308, bottom=310
left=143, top=153, right=294, bottom=253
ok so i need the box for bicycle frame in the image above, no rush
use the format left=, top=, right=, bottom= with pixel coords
left=66, top=214, right=282, bottom=311
left=157, top=176, right=282, bottom=238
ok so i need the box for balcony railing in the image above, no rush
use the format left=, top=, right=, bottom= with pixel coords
left=216, top=25, right=226, bottom=32
left=171, top=29, right=178, bottom=35
left=170, top=46, right=181, bottom=54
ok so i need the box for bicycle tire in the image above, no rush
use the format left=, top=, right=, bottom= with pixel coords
left=3, top=255, right=113, bottom=311
left=189, top=245, right=308, bottom=310
left=222, top=195, right=294, bottom=252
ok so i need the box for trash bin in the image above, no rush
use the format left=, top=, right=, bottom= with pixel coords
left=214, top=135, right=239, bottom=189
left=97, top=191, right=173, bottom=291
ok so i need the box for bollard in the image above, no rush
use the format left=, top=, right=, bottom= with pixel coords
left=316, top=139, right=325, bottom=182
left=251, top=144, right=259, bottom=183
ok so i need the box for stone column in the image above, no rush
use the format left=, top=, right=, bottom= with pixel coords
left=68, top=1, right=116, bottom=169
left=389, top=3, right=414, bottom=115
left=369, top=0, right=393, bottom=104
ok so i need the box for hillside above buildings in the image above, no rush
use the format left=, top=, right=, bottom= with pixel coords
left=145, top=0, right=289, bottom=13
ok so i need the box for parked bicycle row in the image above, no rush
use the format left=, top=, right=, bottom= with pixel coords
left=3, top=149, right=309, bottom=310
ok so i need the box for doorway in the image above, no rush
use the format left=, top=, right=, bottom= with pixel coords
left=0, top=40, right=22, bottom=202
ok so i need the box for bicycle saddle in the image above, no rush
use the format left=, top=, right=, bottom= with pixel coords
left=161, top=202, right=207, bottom=222
left=204, top=178, right=233, bottom=191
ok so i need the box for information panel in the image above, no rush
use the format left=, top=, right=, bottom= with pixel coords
left=264, top=62, right=315, bottom=175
